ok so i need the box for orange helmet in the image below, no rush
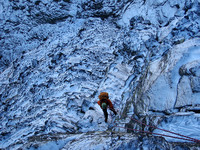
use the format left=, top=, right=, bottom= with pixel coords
left=98, top=92, right=109, bottom=100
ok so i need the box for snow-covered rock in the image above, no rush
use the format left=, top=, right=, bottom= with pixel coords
left=23, top=132, right=200, bottom=150
left=142, top=39, right=200, bottom=112
left=1, top=0, right=200, bottom=149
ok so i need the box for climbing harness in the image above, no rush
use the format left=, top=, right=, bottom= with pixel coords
left=114, top=117, right=200, bottom=143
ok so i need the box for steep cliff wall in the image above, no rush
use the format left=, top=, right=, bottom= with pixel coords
left=0, top=0, right=200, bottom=149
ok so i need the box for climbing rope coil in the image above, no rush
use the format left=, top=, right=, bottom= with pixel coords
left=114, top=116, right=200, bottom=143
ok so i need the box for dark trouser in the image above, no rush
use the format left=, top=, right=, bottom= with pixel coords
left=103, top=108, right=108, bottom=122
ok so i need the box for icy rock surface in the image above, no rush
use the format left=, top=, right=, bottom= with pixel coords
left=124, top=0, right=200, bottom=145
left=0, top=0, right=200, bottom=149
left=142, top=39, right=200, bottom=111
left=24, top=132, right=200, bottom=150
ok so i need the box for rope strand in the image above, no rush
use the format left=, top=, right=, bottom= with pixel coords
left=116, top=126, right=197, bottom=142
left=108, top=109, right=200, bottom=143
left=129, top=117, right=200, bottom=143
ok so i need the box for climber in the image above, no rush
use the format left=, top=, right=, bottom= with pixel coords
left=97, top=92, right=117, bottom=123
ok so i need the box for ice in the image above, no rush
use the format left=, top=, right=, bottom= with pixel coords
left=143, top=39, right=200, bottom=111
left=153, top=114, right=200, bottom=142
left=157, top=17, right=181, bottom=42
left=1, top=0, right=200, bottom=149
left=162, top=2, right=177, bottom=18
left=67, top=56, right=82, bottom=64
left=28, top=135, right=82, bottom=150
left=118, top=0, right=174, bottom=27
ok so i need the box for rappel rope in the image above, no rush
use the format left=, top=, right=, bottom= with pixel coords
left=109, top=112, right=200, bottom=143
left=116, top=126, right=199, bottom=143
left=129, top=117, right=200, bottom=143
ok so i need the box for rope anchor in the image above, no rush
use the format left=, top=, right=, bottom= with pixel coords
left=115, top=117, right=200, bottom=143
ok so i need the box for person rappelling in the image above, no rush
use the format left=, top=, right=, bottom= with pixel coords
left=97, top=92, right=117, bottom=123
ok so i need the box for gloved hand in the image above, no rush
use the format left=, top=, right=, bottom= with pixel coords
left=114, top=110, right=117, bottom=115
left=110, top=108, right=117, bottom=115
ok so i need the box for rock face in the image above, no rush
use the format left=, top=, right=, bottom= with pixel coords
left=0, top=0, right=200, bottom=149
left=141, top=39, right=200, bottom=112
left=25, top=131, right=199, bottom=150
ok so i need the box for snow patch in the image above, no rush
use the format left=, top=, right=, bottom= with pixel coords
left=154, top=114, right=200, bottom=142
